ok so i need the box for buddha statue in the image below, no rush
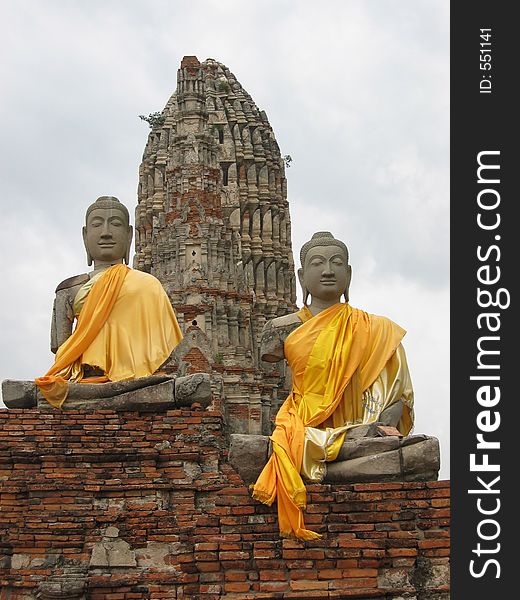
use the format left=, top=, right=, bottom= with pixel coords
left=34, top=196, right=183, bottom=408
left=243, top=231, right=438, bottom=540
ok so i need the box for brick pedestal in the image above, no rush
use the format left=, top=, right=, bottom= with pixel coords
left=0, top=408, right=449, bottom=599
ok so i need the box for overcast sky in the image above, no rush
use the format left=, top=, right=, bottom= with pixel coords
left=0, top=0, right=449, bottom=477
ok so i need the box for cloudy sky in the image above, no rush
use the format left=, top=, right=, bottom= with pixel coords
left=0, top=0, right=449, bottom=477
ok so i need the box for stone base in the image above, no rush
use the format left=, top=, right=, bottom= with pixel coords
left=1, top=373, right=212, bottom=411
left=326, top=435, right=440, bottom=483
left=229, top=431, right=441, bottom=486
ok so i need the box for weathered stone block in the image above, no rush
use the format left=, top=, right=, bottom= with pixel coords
left=228, top=433, right=270, bottom=484
left=174, top=372, right=212, bottom=407
left=326, top=448, right=401, bottom=483
left=89, top=528, right=137, bottom=568
left=1, top=379, right=37, bottom=408
left=39, top=379, right=176, bottom=412
left=2, top=372, right=212, bottom=412
left=336, top=435, right=400, bottom=461
left=325, top=436, right=440, bottom=483
left=37, top=572, right=87, bottom=600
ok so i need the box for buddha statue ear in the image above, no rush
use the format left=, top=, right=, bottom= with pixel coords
left=297, top=267, right=309, bottom=305
left=124, top=225, right=134, bottom=265
left=82, top=226, right=93, bottom=267
left=343, top=264, right=352, bottom=303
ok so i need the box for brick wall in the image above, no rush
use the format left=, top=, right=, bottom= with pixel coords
left=0, top=407, right=449, bottom=599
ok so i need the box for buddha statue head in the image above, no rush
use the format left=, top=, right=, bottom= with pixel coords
left=298, top=231, right=351, bottom=309
left=82, top=196, right=133, bottom=269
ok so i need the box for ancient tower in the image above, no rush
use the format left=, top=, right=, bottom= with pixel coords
left=134, top=56, right=296, bottom=435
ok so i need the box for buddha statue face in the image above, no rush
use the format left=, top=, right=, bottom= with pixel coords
left=298, top=232, right=351, bottom=307
left=82, top=197, right=133, bottom=268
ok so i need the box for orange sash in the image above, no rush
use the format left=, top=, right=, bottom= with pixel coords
left=35, top=264, right=129, bottom=408
left=252, top=303, right=405, bottom=539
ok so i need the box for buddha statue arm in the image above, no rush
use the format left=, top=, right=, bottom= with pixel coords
left=51, top=289, right=75, bottom=353
left=370, top=343, right=414, bottom=431
left=260, top=313, right=302, bottom=363
left=260, top=320, right=284, bottom=363
left=379, top=400, right=404, bottom=427
left=50, top=275, right=88, bottom=353
left=50, top=297, right=60, bottom=354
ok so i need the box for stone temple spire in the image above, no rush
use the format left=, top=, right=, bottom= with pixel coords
left=134, top=56, right=296, bottom=434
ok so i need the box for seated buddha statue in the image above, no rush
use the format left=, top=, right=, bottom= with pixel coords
left=35, top=196, right=183, bottom=408
left=251, top=231, right=417, bottom=539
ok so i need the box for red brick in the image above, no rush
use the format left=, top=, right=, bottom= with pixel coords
left=343, top=568, right=378, bottom=577
left=423, top=548, right=450, bottom=557
left=317, top=569, right=343, bottom=579
left=286, top=560, right=314, bottom=569
left=330, top=577, right=378, bottom=589
left=224, top=582, right=251, bottom=593
left=388, top=548, right=418, bottom=557
left=283, top=549, right=325, bottom=560
left=289, top=580, right=329, bottom=591
left=419, top=539, right=450, bottom=549
left=289, top=569, right=318, bottom=580
left=196, top=561, right=221, bottom=572
left=224, top=571, right=247, bottom=582
left=258, top=581, right=290, bottom=592
left=431, top=498, right=450, bottom=507
left=339, top=539, right=384, bottom=549
left=337, top=559, right=359, bottom=568
left=259, top=570, right=287, bottom=581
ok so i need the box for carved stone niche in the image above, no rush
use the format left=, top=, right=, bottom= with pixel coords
left=36, top=570, right=87, bottom=600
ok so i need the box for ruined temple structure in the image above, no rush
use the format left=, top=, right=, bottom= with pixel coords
left=134, top=56, right=296, bottom=436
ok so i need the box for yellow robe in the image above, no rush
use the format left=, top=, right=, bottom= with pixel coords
left=36, top=264, right=182, bottom=408
left=252, top=303, right=414, bottom=539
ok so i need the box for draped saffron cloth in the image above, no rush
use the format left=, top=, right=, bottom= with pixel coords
left=251, top=303, right=413, bottom=539
left=35, top=264, right=182, bottom=408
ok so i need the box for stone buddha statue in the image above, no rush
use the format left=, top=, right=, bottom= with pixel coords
left=51, top=196, right=135, bottom=354
left=2, top=196, right=211, bottom=411
left=260, top=231, right=414, bottom=444
left=232, top=231, right=439, bottom=540
left=34, top=196, right=184, bottom=408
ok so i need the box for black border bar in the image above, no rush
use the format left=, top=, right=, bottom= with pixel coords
left=451, top=4, right=516, bottom=597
